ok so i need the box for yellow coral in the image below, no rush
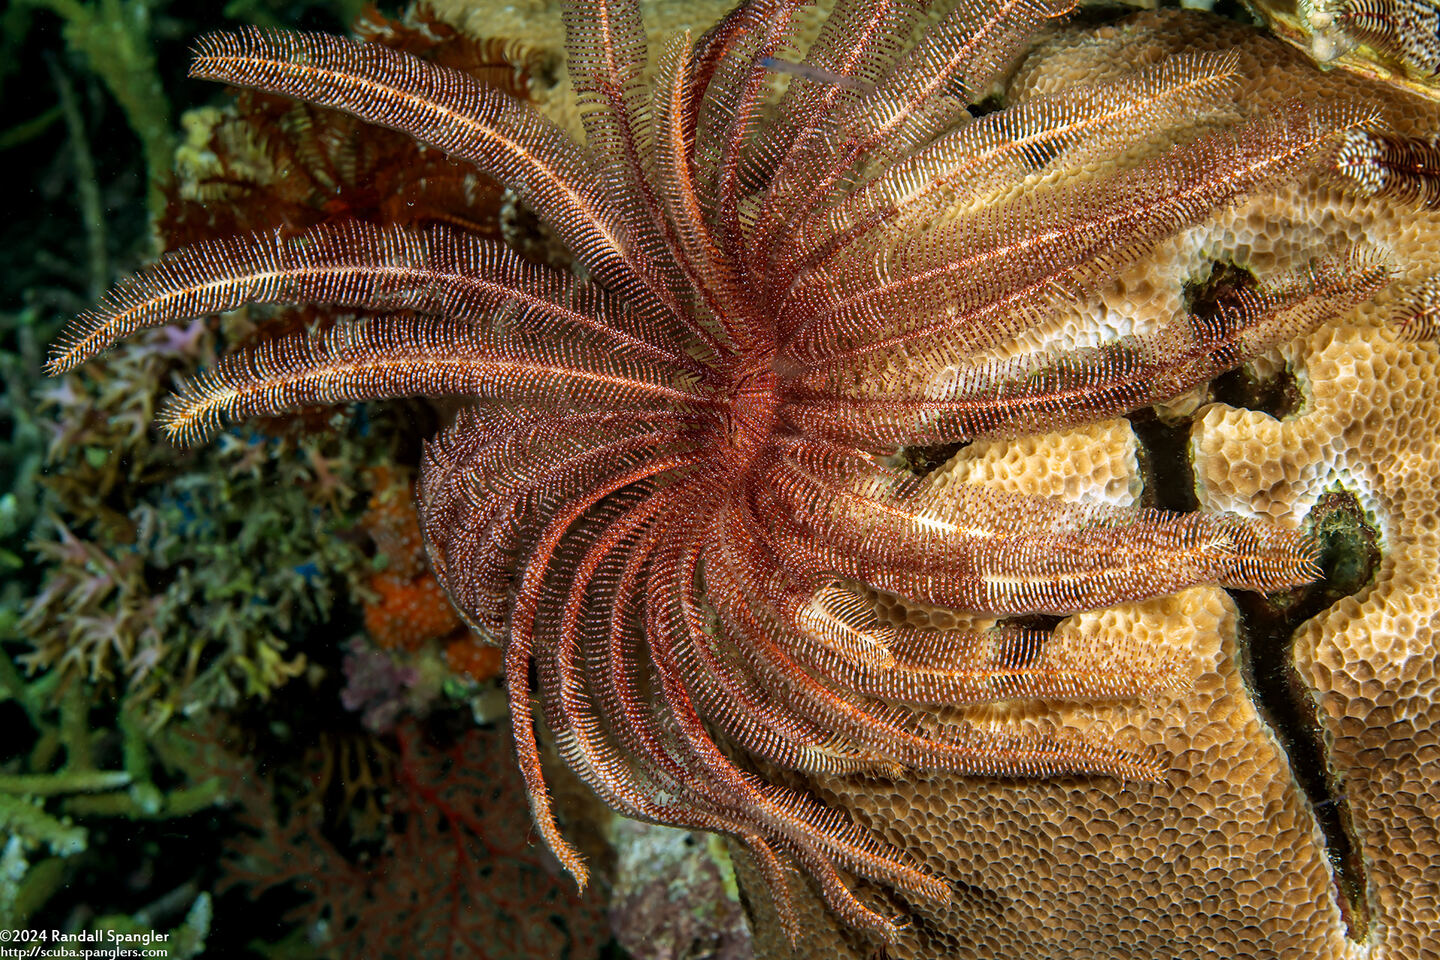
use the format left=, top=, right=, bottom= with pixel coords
left=1195, top=321, right=1440, bottom=958
left=760, top=10, right=1440, bottom=958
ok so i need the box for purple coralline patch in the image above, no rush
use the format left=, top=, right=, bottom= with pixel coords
left=608, top=818, right=754, bottom=960
left=339, top=637, right=422, bottom=732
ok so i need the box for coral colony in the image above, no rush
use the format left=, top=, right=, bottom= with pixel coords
left=53, top=0, right=1399, bottom=942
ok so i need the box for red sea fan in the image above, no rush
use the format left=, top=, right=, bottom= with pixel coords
left=55, top=0, right=1389, bottom=940
left=221, top=723, right=606, bottom=959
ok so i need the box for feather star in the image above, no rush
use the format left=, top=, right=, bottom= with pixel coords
left=52, top=0, right=1389, bottom=941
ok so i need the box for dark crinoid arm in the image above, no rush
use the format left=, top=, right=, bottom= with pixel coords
left=57, top=0, right=1386, bottom=944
